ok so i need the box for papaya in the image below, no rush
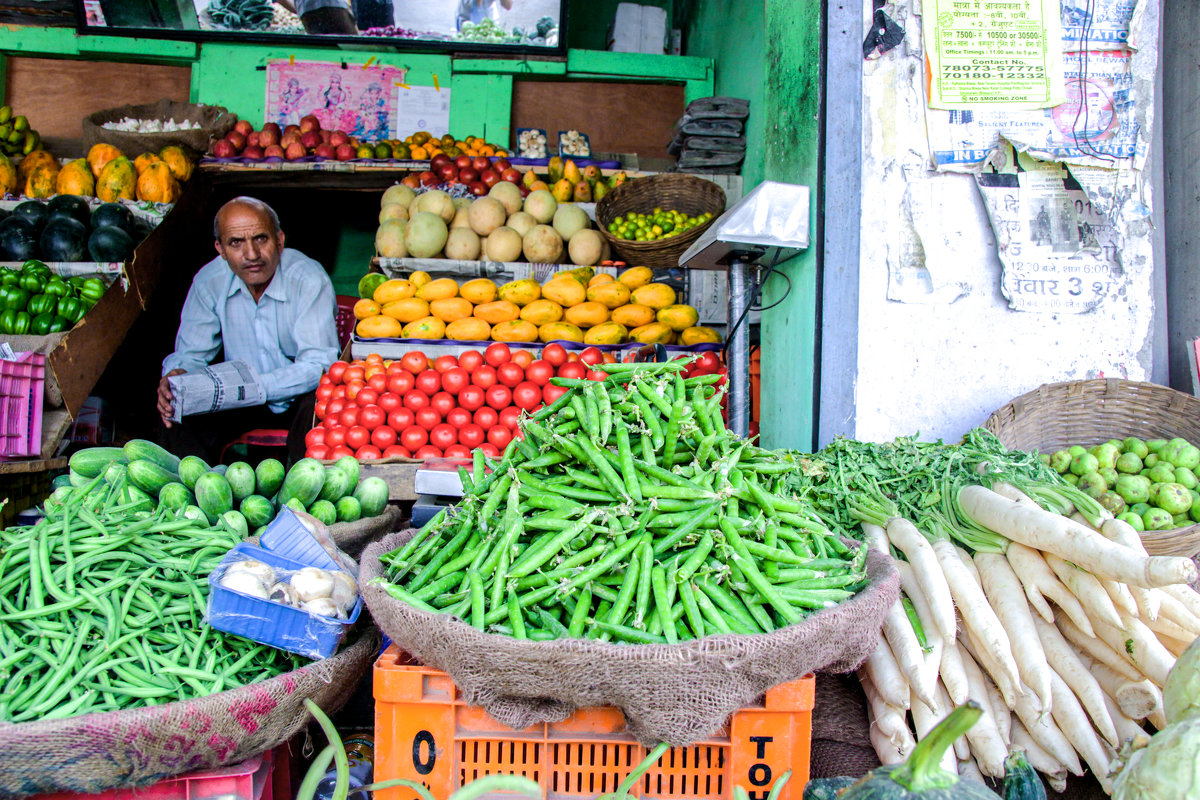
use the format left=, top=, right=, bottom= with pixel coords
left=356, top=315, right=403, bottom=338
left=657, top=304, right=700, bottom=332
left=473, top=300, right=521, bottom=325
left=679, top=326, right=722, bottom=345
left=133, top=152, right=163, bottom=175
left=445, top=316, right=491, bottom=341
left=0, top=152, right=15, bottom=196
left=158, top=145, right=194, bottom=182
left=23, top=163, right=59, bottom=199
left=97, top=156, right=137, bottom=203
left=56, top=158, right=95, bottom=197
left=583, top=321, right=628, bottom=345
left=17, top=149, right=57, bottom=185
left=401, top=316, right=447, bottom=339
left=519, top=299, right=564, bottom=326
left=86, top=143, right=124, bottom=180
left=564, top=301, right=610, bottom=329
left=538, top=322, right=584, bottom=343
left=491, top=319, right=538, bottom=343
left=135, top=162, right=181, bottom=204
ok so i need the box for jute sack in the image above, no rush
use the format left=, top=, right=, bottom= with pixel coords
left=330, top=505, right=404, bottom=561
left=0, top=632, right=377, bottom=799
left=362, top=530, right=898, bottom=746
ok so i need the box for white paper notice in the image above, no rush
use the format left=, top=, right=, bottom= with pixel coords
left=393, top=85, right=451, bottom=139
left=168, top=361, right=266, bottom=423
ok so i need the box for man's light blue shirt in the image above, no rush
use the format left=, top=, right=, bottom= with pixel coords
left=162, top=248, right=339, bottom=414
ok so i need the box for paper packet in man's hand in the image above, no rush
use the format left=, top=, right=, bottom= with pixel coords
left=168, top=360, right=267, bottom=423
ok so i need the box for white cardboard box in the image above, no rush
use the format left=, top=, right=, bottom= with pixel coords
left=609, top=3, right=667, bottom=54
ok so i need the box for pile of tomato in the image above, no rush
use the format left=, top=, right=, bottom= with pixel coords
left=305, top=342, right=724, bottom=462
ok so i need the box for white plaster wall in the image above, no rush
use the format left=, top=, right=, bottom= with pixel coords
left=853, top=2, right=1158, bottom=443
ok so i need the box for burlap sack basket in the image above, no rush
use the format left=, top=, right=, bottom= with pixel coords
left=362, top=530, right=898, bottom=746
left=0, top=632, right=377, bottom=799
left=82, top=99, right=237, bottom=159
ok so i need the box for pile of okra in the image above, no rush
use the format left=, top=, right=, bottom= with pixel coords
left=0, top=473, right=304, bottom=723
left=378, top=360, right=870, bottom=643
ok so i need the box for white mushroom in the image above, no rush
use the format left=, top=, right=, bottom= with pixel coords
left=269, top=581, right=301, bottom=608
left=219, top=570, right=270, bottom=600
left=302, top=597, right=343, bottom=619
left=329, top=571, right=359, bottom=615
left=290, top=567, right=335, bottom=602
left=224, top=559, right=276, bottom=585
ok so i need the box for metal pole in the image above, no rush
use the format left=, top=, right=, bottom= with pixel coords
left=727, top=257, right=752, bottom=438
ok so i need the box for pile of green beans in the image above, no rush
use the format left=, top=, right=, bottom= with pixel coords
left=377, top=360, right=869, bottom=644
left=0, top=472, right=304, bottom=723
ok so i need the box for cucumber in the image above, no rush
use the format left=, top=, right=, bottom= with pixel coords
left=317, top=466, right=351, bottom=503
left=178, top=455, right=211, bottom=490
left=182, top=504, right=207, bottom=522
left=334, top=455, right=360, bottom=488
left=51, top=474, right=72, bottom=489
left=68, top=469, right=90, bottom=488
left=285, top=497, right=307, bottom=515
left=122, top=438, right=181, bottom=472
left=195, top=472, right=234, bottom=525
left=225, top=461, right=256, bottom=502
left=103, top=461, right=127, bottom=487
left=240, top=494, right=275, bottom=529
left=353, top=476, right=389, bottom=517
left=280, top=458, right=326, bottom=507
left=157, top=482, right=193, bottom=511
left=213, top=464, right=228, bottom=476
left=254, top=458, right=285, bottom=497
left=307, top=499, right=337, bottom=526
left=126, top=459, right=179, bottom=496
left=123, top=485, right=155, bottom=512
left=220, top=510, right=249, bottom=538
left=69, top=446, right=127, bottom=478
left=335, top=495, right=361, bottom=523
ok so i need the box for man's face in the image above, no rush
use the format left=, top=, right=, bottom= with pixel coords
left=215, top=204, right=285, bottom=294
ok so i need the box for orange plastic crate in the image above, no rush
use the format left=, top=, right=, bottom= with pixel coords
left=374, top=645, right=812, bottom=800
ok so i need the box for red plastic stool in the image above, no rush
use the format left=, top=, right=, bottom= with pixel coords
left=220, top=427, right=288, bottom=463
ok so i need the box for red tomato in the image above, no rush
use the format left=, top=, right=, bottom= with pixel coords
left=487, top=425, right=512, bottom=449
left=414, top=445, right=444, bottom=459
left=430, top=423, right=457, bottom=450
left=344, top=425, right=369, bottom=450
left=497, top=362, right=524, bottom=388
left=367, top=373, right=388, bottom=393
left=305, top=427, right=326, bottom=447
left=378, top=392, right=402, bottom=413
left=499, top=406, right=523, bottom=430
left=402, top=390, right=430, bottom=411
left=430, top=391, right=456, bottom=419
left=471, top=364, right=497, bottom=389
left=433, top=354, right=459, bottom=372
left=359, top=404, right=386, bottom=430
left=327, top=361, right=349, bottom=383
left=542, top=384, right=567, bottom=404
left=382, top=445, right=412, bottom=459
left=524, top=359, right=553, bottom=386
left=416, top=406, right=441, bottom=430
left=325, top=398, right=346, bottom=417
left=458, top=350, right=484, bottom=372
left=473, top=406, right=498, bottom=429
left=345, top=365, right=365, bottom=383
left=602, top=352, right=618, bottom=364
left=511, top=349, right=534, bottom=368
left=320, top=374, right=333, bottom=386
left=331, top=385, right=347, bottom=400
left=694, top=352, right=723, bottom=374
left=356, top=388, right=379, bottom=407
left=458, top=385, right=485, bottom=411
left=371, top=425, right=397, bottom=449
left=316, top=383, right=334, bottom=401
left=484, top=342, right=511, bottom=367
left=557, top=361, right=586, bottom=380
left=458, top=423, right=485, bottom=448
left=446, top=407, right=473, bottom=428
left=401, top=351, right=429, bottom=374
left=387, top=371, right=415, bottom=395
left=415, top=369, right=442, bottom=395
left=566, top=352, right=580, bottom=362
left=306, top=445, right=330, bottom=460
left=579, top=347, right=604, bottom=366
left=328, top=445, right=355, bottom=459
left=542, top=343, right=567, bottom=367
left=339, top=407, right=360, bottom=428
left=400, top=425, right=428, bottom=450
left=356, top=445, right=382, bottom=460
left=479, top=443, right=500, bottom=458
left=323, top=415, right=341, bottom=431
left=512, top=382, right=542, bottom=412
left=314, top=399, right=329, bottom=420
left=443, top=444, right=471, bottom=458
left=441, top=367, right=470, bottom=395
left=485, top=384, right=512, bottom=410
left=587, top=369, right=607, bottom=382
left=345, top=379, right=365, bottom=400
left=387, top=408, right=414, bottom=431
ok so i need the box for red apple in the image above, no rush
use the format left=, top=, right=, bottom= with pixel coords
left=459, top=166, right=479, bottom=183
left=336, top=143, right=357, bottom=161
left=437, top=163, right=458, bottom=181
left=258, top=128, right=280, bottom=148
left=264, top=144, right=286, bottom=159
left=234, top=119, right=254, bottom=137
left=300, top=130, right=322, bottom=150
left=501, top=168, right=521, bottom=184
left=330, top=131, right=350, bottom=147
left=471, top=156, right=490, bottom=173
left=246, top=131, right=261, bottom=148
left=262, top=121, right=281, bottom=137
left=419, top=170, right=439, bottom=186
left=431, top=153, right=452, bottom=170
left=480, top=169, right=500, bottom=187
left=299, top=115, right=320, bottom=133
left=402, top=174, right=422, bottom=189
left=285, top=141, right=307, bottom=160
left=518, top=184, right=531, bottom=197
left=212, top=139, right=237, bottom=158
left=281, top=131, right=301, bottom=149
left=225, top=130, right=246, bottom=151
left=493, top=158, right=512, bottom=172
left=319, top=129, right=333, bottom=144
left=455, top=155, right=473, bottom=170
left=283, top=124, right=301, bottom=137
left=242, top=145, right=266, bottom=160
left=314, top=143, right=336, bottom=159
left=469, top=181, right=488, bottom=196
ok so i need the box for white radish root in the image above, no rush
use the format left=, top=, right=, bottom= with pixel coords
left=939, top=642, right=971, bottom=707
left=974, top=551, right=1054, bottom=714
left=894, top=560, right=945, bottom=707
left=910, top=694, right=958, bottom=775
left=1010, top=681, right=1084, bottom=776
left=886, top=517, right=957, bottom=641
left=1005, top=541, right=1096, bottom=637
left=1100, top=518, right=1160, bottom=620
left=860, top=670, right=916, bottom=751
left=1099, top=690, right=1153, bottom=749
left=1049, top=671, right=1114, bottom=793
left=861, top=634, right=911, bottom=711
left=1086, top=656, right=1162, bottom=721
left=954, top=645, right=1009, bottom=778
left=1032, top=615, right=1118, bottom=747
left=1092, top=613, right=1178, bottom=686
left=1042, top=551, right=1126, bottom=631
left=1154, top=589, right=1200, bottom=635
left=1058, top=614, right=1144, bottom=682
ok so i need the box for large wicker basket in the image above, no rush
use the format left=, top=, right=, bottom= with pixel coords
left=984, top=378, right=1200, bottom=557
left=595, top=173, right=726, bottom=270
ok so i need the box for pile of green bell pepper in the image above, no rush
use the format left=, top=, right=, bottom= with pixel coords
left=0, top=260, right=108, bottom=336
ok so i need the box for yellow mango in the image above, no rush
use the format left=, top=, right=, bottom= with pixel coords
left=459, top=278, right=498, bottom=305
left=586, top=281, right=631, bottom=310
left=563, top=159, right=582, bottom=185
left=551, top=179, right=573, bottom=203
left=353, top=298, right=381, bottom=320
left=519, top=299, right=564, bottom=326
left=497, top=278, right=541, bottom=307
left=430, top=296, right=474, bottom=323
left=541, top=277, right=586, bottom=307
left=381, top=297, right=431, bottom=323
left=473, top=300, right=521, bottom=324
left=630, top=322, right=675, bottom=344
left=588, top=273, right=615, bottom=288
left=679, top=326, right=722, bottom=345
left=446, top=317, right=492, bottom=341
left=491, top=319, right=539, bottom=343
left=611, top=303, right=656, bottom=329
left=408, top=270, right=432, bottom=288
left=630, top=283, right=677, bottom=311
left=657, top=304, right=700, bottom=332
left=415, top=277, right=459, bottom=301
left=564, top=301, right=610, bottom=329
left=402, top=316, right=447, bottom=339
left=356, top=315, right=403, bottom=338
left=584, top=321, right=628, bottom=345
left=618, top=266, right=653, bottom=289
left=373, top=279, right=417, bottom=304
left=557, top=266, right=595, bottom=284
left=538, top=322, right=585, bottom=343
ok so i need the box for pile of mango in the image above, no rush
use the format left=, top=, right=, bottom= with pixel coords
left=522, top=157, right=626, bottom=204
left=1, top=143, right=192, bottom=204
left=354, top=266, right=720, bottom=346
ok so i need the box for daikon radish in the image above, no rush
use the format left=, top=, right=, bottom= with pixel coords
left=1163, top=583, right=1200, bottom=618
left=886, top=517, right=957, bottom=641
left=1085, top=655, right=1162, bottom=721
left=931, top=681, right=970, bottom=762
left=958, top=756, right=986, bottom=785
left=1143, top=611, right=1198, bottom=647
left=1158, top=633, right=1192, bottom=658
left=1011, top=720, right=1069, bottom=792
left=991, top=481, right=1042, bottom=507
left=939, top=642, right=971, bottom=706
left=1154, top=590, right=1200, bottom=635
left=861, top=521, right=891, bottom=557
left=954, top=644, right=1010, bottom=778
left=1049, top=672, right=1114, bottom=792
left=958, top=627, right=1022, bottom=711
left=958, top=484, right=1198, bottom=587
left=1093, top=612, right=1178, bottom=686
left=910, top=694, right=958, bottom=775
left=860, top=670, right=916, bottom=749
left=1010, top=678, right=1083, bottom=776
left=869, top=725, right=908, bottom=765
left=974, top=551, right=1053, bottom=713
left=1005, top=541, right=1096, bottom=636
left=894, top=560, right=945, bottom=706
left=1042, top=551, right=1126, bottom=631
left=1099, top=690, right=1153, bottom=748
left=882, top=596, right=936, bottom=707
left=1100, top=518, right=1160, bottom=621
left=861, top=634, right=911, bottom=711
left=1102, top=577, right=1140, bottom=617
left=983, top=669, right=1012, bottom=745
left=1058, top=614, right=1144, bottom=682
left=1032, top=615, right=1118, bottom=747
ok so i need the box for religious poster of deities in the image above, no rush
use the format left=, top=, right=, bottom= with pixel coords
left=265, top=61, right=409, bottom=142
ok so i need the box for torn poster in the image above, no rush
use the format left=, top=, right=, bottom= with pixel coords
left=1062, top=0, right=1137, bottom=49
left=924, top=0, right=1064, bottom=109
left=976, top=144, right=1123, bottom=313
left=927, top=49, right=1141, bottom=170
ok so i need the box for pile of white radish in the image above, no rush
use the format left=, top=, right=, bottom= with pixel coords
left=859, top=482, right=1200, bottom=794
left=218, top=558, right=359, bottom=620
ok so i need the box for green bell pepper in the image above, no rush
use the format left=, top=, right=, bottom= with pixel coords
left=17, top=272, right=44, bottom=294
left=76, top=278, right=106, bottom=304
left=1, top=310, right=31, bottom=335
left=26, top=293, right=56, bottom=317
left=48, top=315, right=70, bottom=334
left=0, top=270, right=19, bottom=287
left=0, top=287, right=28, bottom=311
left=56, top=296, right=84, bottom=323
left=20, top=260, right=49, bottom=276
left=30, top=313, right=55, bottom=335
left=43, top=276, right=69, bottom=298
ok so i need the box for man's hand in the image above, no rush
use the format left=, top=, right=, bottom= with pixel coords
left=158, top=369, right=185, bottom=428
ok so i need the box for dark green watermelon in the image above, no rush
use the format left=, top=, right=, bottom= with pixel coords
left=0, top=216, right=37, bottom=261
left=39, top=217, right=88, bottom=262
left=47, top=195, right=92, bottom=228
left=87, top=225, right=134, bottom=262
left=12, top=201, right=49, bottom=235
left=90, top=203, right=135, bottom=236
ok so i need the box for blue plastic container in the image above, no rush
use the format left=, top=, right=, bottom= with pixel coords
left=259, top=507, right=343, bottom=571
